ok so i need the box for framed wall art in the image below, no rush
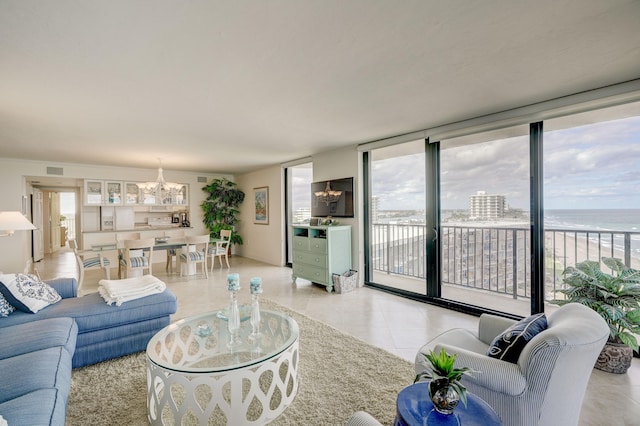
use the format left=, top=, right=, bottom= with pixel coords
left=253, top=187, right=269, bottom=225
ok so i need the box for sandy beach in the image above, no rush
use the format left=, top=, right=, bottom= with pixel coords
left=547, top=231, right=639, bottom=268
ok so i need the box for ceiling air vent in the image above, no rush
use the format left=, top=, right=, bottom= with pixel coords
left=46, top=166, right=64, bottom=176
left=197, top=176, right=207, bottom=183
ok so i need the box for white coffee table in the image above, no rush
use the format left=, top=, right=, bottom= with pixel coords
left=146, top=309, right=299, bottom=425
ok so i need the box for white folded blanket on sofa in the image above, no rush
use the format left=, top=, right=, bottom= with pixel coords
left=98, top=275, right=166, bottom=306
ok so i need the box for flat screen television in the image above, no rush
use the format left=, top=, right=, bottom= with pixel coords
left=311, top=177, right=354, bottom=218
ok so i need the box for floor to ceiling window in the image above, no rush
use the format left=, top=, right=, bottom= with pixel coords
left=362, top=91, right=640, bottom=318
left=439, top=126, right=531, bottom=316
left=285, top=162, right=313, bottom=265
left=368, top=139, right=428, bottom=295
left=543, top=102, right=640, bottom=307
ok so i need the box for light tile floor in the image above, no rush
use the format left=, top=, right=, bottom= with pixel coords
left=34, top=249, right=640, bottom=425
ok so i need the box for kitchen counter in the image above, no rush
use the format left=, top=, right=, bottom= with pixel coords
left=81, top=227, right=194, bottom=257
left=82, top=226, right=191, bottom=234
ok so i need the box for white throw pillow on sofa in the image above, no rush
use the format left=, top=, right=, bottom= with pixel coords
left=0, top=273, right=61, bottom=313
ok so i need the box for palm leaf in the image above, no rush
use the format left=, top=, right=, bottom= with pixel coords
left=552, top=257, right=640, bottom=351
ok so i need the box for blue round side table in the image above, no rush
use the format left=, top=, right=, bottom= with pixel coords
left=394, top=382, right=501, bottom=426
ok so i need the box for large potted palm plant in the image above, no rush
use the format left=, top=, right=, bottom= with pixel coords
left=551, top=257, right=640, bottom=373
left=201, top=178, right=245, bottom=248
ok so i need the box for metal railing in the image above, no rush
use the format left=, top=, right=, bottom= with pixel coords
left=371, top=223, right=640, bottom=300
left=61, top=217, right=76, bottom=240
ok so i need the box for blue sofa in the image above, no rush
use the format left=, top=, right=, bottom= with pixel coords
left=0, top=277, right=178, bottom=425
left=0, top=318, right=78, bottom=426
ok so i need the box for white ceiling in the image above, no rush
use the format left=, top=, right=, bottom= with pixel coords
left=1, top=1, right=639, bottom=174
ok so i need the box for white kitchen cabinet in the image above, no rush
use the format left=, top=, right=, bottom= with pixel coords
left=85, top=179, right=188, bottom=206
left=124, top=182, right=141, bottom=205
left=158, top=184, right=189, bottom=206
left=175, top=184, right=188, bottom=206
left=104, top=181, right=124, bottom=205
left=84, top=180, right=124, bottom=206
left=84, top=180, right=105, bottom=205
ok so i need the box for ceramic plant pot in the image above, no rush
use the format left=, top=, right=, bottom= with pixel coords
left=595, top=341, right=633, bottom=374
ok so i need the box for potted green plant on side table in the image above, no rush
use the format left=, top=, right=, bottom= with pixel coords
left=551, top=257, right=640, bottom=374
left=415, top=348, right=475, bottom=415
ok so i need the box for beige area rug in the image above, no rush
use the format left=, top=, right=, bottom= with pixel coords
left=66, top=299, right=415, bottom=425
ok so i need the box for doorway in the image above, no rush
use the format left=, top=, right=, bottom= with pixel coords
left=366, top=139, right=429, bottom=295
left=28, top=177, right=81, bottom=259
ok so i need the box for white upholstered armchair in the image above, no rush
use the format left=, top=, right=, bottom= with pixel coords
left=414, top=303, right=609, bottom=426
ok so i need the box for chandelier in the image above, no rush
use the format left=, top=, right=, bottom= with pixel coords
left=137, top=160, right=183, bottom=193
left=314, top=181, right=342, bottom=205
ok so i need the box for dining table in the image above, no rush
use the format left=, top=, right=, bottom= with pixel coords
left=92, top=237, right=221, bottom=278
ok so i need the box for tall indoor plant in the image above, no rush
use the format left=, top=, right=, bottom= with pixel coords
left=201, top=178, right=245, bottom=247
left=551, top=257, right=640, bottom=373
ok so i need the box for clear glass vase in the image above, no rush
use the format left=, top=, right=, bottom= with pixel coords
left=249, top=293, right=261, bottom=339
left=227, top=289, right=241, bottom=348
left=429, top=379, right=460, bottom=415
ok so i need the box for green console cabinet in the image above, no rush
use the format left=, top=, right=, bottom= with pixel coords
left=291, top=225, right=351, bottom=292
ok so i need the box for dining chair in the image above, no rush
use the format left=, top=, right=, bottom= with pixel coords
left=119, top=238, right=155, bottom=278
left=115, top=232, right=141, bottom=275
left=208, top=229, right=231, bottom=270
left=179, top=234, right=209, bottom=278
left=69, top=239, right=110, bottom=296
left=162, top=229, right=185, bottom=273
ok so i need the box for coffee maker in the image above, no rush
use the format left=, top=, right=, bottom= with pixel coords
left=179, top=211, right=190, bottom=227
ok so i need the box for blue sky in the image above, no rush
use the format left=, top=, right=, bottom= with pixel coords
left=543, top=116, right=640, bottom=209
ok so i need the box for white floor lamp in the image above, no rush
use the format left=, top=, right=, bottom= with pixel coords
left=0, top=211, right=38, bottom=237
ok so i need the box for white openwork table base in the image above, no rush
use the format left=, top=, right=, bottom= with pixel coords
left=147, top=338, right=298, bottom=425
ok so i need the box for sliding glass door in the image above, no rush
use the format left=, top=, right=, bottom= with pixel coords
left=438, top=126, right=531, bottom=316
left=368, top=139, right=428, bottom=295
left=363, top=100, right=639, bottom=318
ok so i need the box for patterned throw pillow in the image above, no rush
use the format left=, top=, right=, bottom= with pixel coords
left=0, top=291, right=16, bottom=317
left=487, top=313, right=548, bottom=363
left=0, top=273, right=62, bottom=313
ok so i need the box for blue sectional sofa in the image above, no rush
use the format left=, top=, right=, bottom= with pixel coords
left=0, top=318, right=77, bottom=425
left=0, top=277, right=178, bottom=425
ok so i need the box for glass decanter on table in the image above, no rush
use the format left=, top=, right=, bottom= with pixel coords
left=248, top=277, right=263, bottom=344
left=226, top=273, right=241, bottom=349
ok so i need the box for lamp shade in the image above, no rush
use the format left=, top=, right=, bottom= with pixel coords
left=0, top=211, right=38, bottom=236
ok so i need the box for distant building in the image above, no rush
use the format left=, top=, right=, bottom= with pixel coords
left=293, top=207, right=311, bottom=224
left=371, top=196, right=380, bottom=222
left=469, top=191, right=506, bottom=220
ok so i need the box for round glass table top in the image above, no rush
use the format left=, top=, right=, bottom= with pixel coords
left=146, top=308, right=299, bottom=374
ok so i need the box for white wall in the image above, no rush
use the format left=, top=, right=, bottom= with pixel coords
left=0, top=162, right=32, bottom=274
left=0, top=158, right=228, bottom=272
left=1, top=145, right=363, bottom=274
left=235, top=145, right=363, bottom=277
left=235, top=166, right=284, bottom=265
left=311, top=146, right=362, bottom=277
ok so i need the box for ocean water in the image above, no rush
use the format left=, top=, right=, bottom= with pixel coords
left=545, top=209, right=640, bottom=259
left=544, top=209, right=640, bottom=232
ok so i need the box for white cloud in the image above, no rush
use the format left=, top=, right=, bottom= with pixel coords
left=294, top=115, right=640, bottom=212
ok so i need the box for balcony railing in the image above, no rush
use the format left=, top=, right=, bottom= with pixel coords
left=61, top=217, right=76, bottom=240
left=371, top=223, right=640, bottom=300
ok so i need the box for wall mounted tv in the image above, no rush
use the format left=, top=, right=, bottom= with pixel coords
left=311, top=177, right=354, bottom=218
